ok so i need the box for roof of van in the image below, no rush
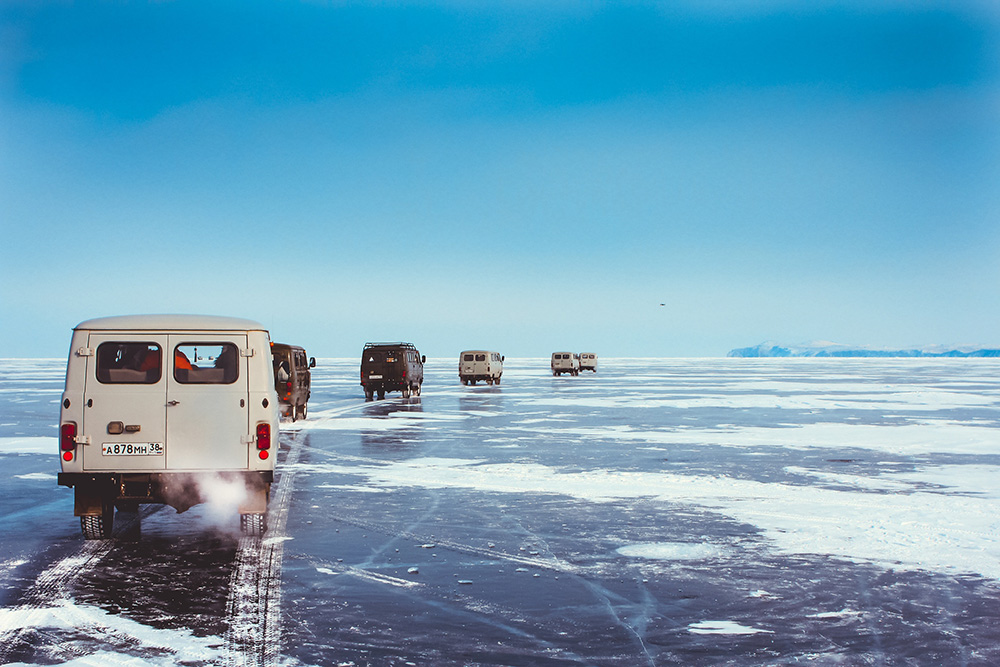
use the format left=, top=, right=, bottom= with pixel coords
left=74, top=314, right=268, bottom=332
left=270, top=342, right=305, bottom=351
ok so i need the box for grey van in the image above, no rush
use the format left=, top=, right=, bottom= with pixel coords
left=579, top=353, right=598, bottom=372
left=459, top=350, right=504, bottom=385
left=551, top=352, right=580, bottom=376
left=57, top=315, right=279, bottom=539
left=271, top=342, right=315, bottom=421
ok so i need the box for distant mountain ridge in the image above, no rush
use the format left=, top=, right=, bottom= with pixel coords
left=728, top=341, right=1000, bottom=358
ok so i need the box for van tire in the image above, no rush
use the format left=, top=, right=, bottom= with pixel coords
left=240, top=512, right=267, bottom=536
left=415, top=383, right=422, bottom=396
left=81, top=512, right=112, bottom=540
left=365, top=389, right=374, bottom=401
left=402, top=385, right=411, bottom=398
left=495, top=376, right=501, bottom=385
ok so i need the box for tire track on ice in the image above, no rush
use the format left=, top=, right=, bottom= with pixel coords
left=222, top=428, right=303, bottom=667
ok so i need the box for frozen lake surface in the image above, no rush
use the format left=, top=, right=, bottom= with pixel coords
left=1, top=357, right=999, bottom=665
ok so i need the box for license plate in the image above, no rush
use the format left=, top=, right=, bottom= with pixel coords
left=369, top=374, right=383, bottom=379
left=102, top=442, right=164, bottom=456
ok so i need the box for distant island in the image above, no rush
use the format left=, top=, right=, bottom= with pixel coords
left=728, top=341, right=1000, bottom=358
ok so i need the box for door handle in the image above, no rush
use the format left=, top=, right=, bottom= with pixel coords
left=167, top=400, right=180, bottom=406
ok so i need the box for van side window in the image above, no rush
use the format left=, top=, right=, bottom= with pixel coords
left=173, top=343, right=239, bottom=384
left=96, top=342, right=162, bottom=384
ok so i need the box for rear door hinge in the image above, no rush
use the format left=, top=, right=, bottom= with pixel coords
left=241, top=435, right=255, bottom=445
left=240, top=348, right=255, bottom=358
left=74, top=435, right=92, bottom=445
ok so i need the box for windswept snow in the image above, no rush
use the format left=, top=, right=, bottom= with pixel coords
left=317, top=455, right=1000, bottom=580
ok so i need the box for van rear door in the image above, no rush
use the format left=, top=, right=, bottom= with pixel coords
left=166, top=335, right=249, bottom=470
left=82, top=335, right=169, bottom=472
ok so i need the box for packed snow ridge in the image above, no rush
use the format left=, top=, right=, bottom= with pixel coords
left=728, top=341, right=1000, bottom=358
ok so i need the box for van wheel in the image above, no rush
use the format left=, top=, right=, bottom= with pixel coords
left=301, top=404, right=307, bottom=419
left=377, top=390, right=385, bottom=400
left=240, top=513, right=268, bottom=536
left=495, top=376, right=501, bottom=385
left=402, top=385, right=411, bottom=398
left=415, top=383, right=422, bottom=396
left=365, top=389, right=374, bottom=401
left=81, top=512, right=112, bottom=540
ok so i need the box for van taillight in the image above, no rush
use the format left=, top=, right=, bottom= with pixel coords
left=61, top=423, right=76, bottom=461
left=256, top=423, right=271, bottom=450
left=61, top=423, right=76, bottom=451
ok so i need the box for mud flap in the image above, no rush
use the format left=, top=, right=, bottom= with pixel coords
left=239, top=482, right=270, bottom=514
left=74, top=480, right=115, bottom=517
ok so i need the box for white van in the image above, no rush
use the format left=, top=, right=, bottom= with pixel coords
left=459, top=350, right=504, bottom=385
left=57, top=315, right=279, bottom=539
left=579, top=353, right=598, bottom=372
left=551, top=352, right=580, bottom=376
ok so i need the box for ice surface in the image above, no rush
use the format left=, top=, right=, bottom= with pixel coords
left=325, top=454, right=1000, bottom=579
left=2, top=357, right=999, bottom=666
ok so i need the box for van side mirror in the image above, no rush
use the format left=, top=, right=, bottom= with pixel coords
left=501, top=356, right=505, bottom=362
left=421, top=355, right=426, bottom=364
left=309, top=357, right=316, bottom=368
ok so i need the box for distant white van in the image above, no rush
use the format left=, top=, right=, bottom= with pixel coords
left=459, top=350, right=504, bottom=385
left=579, top=353, right=598, bottom=372
left=551, top=352, right=580, bottom=376
left=57, top=315, right=279, bottom=539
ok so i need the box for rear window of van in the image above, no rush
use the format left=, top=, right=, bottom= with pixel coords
left=96, top=342, right=162, bottom=384
left=173, top=343, right=239, bottom=384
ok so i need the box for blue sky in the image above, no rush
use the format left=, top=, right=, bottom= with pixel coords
left=2, top=1, right=999, bottom=357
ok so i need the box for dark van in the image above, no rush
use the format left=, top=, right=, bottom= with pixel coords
left=360, top=342, right=425, bottom=400
left=271, top=343, right=315, bottom=421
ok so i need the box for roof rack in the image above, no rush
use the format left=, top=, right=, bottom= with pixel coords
left=363, top=342, right=419, bottom=350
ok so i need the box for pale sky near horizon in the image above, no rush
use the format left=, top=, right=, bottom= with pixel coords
left=2, top=1, right=999, bottom=358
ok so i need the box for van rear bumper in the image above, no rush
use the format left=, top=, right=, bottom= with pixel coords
left=58, top=471, right=274, bottom=515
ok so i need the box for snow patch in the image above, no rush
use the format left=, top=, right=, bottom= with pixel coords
left=13, top=472, right=57, bottom=481
left=617, top=542, right=724, bottom=561
left=0, top=437, right=54, bottom=455
left=0, top=599, right=224, bottom=664
left=688, top=620, right=772, bottom=635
